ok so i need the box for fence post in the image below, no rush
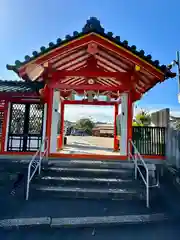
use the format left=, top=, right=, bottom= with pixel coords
left=39, top=154, right=41, bottom=175
left=146, top=170, right=149, bottom=208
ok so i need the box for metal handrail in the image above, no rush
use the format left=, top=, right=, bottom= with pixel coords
left=128, top=139, right=150, bottom=208
left=26, top=137, right=48, bottom=200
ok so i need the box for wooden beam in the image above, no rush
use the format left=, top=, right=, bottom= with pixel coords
left=0, top=92, right=38, bottom=99
left=19, top=34, right=94, bottom=76
left=60, top=90, right=122, bottom=98
left=91, top=34, right=164, bottom=80
left=18, top=33, right=164, bottom=83
left=51, top=69, right=131, bottom=79
left=0, top=92, right=39, bottom=101
left=49, top=82, right=130, bottom=92
left=131, top=91, right=142, bottom=102
left=64, top=100, right=120, bottom=105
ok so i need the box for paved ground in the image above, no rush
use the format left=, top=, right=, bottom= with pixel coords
left=0, top=221, right=180, bottom=240
left=60, top=136, right=119, bottom=155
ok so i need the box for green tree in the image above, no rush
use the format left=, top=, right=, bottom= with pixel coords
left=133, top=110, right=151, bottom=126
left=75, top=118, right=95, bottom=135
left=133, top=110, right=152, bottom=143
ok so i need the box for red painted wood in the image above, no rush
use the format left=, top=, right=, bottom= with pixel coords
left=19, top=34, right=94, bottom=76
left=113, top=103, right=119, bottom=151
left=49, top=83, right=130, bottom=92
left=64, top=100, right=120, bottom=105
left=90, top=34, right=164, bottom=80
left=1, top=101, right=8, bottom=153
left=51, top=69, right=131, bottom=79
left=0, top=92, right=38, bottom=99
left=127, top=92, right=133, bottom=154
left=18, top=33, right=163, bottom=83
left=0, top=99, right=41, bottom=104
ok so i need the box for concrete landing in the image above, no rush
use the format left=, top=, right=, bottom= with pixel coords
left=59, top=136, right=119, bottom=155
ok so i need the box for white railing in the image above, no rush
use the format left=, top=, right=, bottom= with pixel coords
left=128, top=139, right=150, bottom=208
left=26, top=137, right=48, bottom=200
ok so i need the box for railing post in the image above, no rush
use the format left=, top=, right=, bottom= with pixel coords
left=146, top=170, right=149, bottom=208
left=26, top=138, right=48, bottom=201
left=39, top=144, right=42, bottom=175
left=45, top=139, right=48, bottom=162
left=134, top=151, right=137, bottom=180
left=128, top=140, right=130, bottom=161
left=26, top=166, right=30, bottom=200
left=39, top=156, right=41, bottom=175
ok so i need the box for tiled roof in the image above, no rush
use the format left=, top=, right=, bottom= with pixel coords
left=0, top=80, right=44, bottom=93
left=6, top=17, right=171, bottom=75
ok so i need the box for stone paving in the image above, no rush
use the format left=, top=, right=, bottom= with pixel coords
left=60, top=136, right=119, bottom=155
left=0, top=221, right=180, bottom=240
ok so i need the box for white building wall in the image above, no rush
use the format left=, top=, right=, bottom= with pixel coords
left=50, top=90, right=61, bottom=153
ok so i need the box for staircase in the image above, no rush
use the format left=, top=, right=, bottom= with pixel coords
left=32, top=160, right=155, bottom=202
left=0, top=158, right=179, bottom=238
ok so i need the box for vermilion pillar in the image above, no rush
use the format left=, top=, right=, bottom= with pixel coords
left=0, top=101, right=8, bottom=153
left=114, top=103, right=119, bottom=151
left=57, top=101, right=65, bottom=150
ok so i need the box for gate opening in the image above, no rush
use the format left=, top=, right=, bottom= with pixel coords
left=57, top=103, right=122, bottom=156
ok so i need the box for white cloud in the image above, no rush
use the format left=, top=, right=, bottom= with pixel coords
left=65, top=105, right=114, bottom=123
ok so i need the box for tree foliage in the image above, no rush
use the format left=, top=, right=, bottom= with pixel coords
left=75, top=118, right=95, bottom=135
left=133, top=110, right=151, bottom=126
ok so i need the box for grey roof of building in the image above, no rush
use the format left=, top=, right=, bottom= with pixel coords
left=0, top=80, right=44, bottom=93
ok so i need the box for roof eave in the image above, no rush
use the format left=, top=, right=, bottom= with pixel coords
left=6, top=64, right=19, bottom=74
left=6, top=17, right=176, bottom=80
left=6, top=32, right=168, bottom=75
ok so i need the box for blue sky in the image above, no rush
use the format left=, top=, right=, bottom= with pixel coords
left=1, top=0, right=180, bottom=122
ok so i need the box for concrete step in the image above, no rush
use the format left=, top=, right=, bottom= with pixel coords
left=0, top=219, right=179, bottom=239
left=48, top=160, right=135, bottom=169
left=0, top=196, right=168, bottom=219
left=35, top=175, right=139, bottom=189
left=0, top=213, right=172, bottom=229
left=0, top=162, right=28, bottom=186
left=31, top=184, right=146, bottom=201
left=0, top=160, right=28, bottom=169
left=42, top=167, right=133, bottom=179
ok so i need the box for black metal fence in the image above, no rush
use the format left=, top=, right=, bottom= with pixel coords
left=132, top=127, right=166, bottom=156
